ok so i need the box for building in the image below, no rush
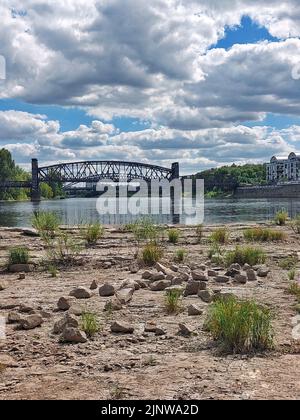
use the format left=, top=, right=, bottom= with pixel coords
left=267, top=153, right=300, bottom=183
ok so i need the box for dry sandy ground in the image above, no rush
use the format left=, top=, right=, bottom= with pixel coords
left=0, top=223, right=299, bottom=400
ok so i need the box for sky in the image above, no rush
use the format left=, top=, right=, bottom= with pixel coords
left=0, top=0, right=300, bottom=174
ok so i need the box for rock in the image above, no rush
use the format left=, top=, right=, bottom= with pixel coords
left=103, top=262, right=112, bottom=269
left=69, top=287, right=91, bottom=299
left=60, top=327, right=87, bottom=344
left=19, top=304, right=35, bottom=314
left=7, top=312, right=21, bottom=324
left=208, top=270, right=218, bottom=277
left=198, top=289, right=214, bottom=303
left=149, top=280, right=171, bottom=291
left=230, top=263, right=242, bottom=271
left=130, top=262, right=139, bottom=274
left=177, top=272, right=190, bottom=282
left=121, top=279, right=140, bottom=290
left=142, top=270, right=153, bottom=280
left=9, top=264, right=32, bottom=273
left=90, top=280, right=98, bottom=290
left=172, top=277, right=185, bottom=286
left=246, top=269, right=257, bottom=281
left=144, top=321, right=157, bottom=333
left=57, top=297, right=72, bottom=311
left=39, top=310, right=52, bottom=319
left=234, top=274, right=247, bottom=284
left=243, top=263, right=251, bottom=271
left=155, top=262, right=173, bottom=276
left=136, top=279, right=148, bottom=289
left=178, top=323, right=193, bottom=337
left=291, top=315, right=300, bottom=327
left=18, top=273, right=26, bottom=280
left=225, top=268, right=241, bottom=277
left=257, top=266, right=270, bottom=278
left=69, top=305, right=85, bottom=316
left=214, top=275, right=230, bottom=284
left=170, top=264, right=179, bottom=272
left=53, top=313, right=79, bottom=334
left=192, top=270, right=208, bottom=281
left=111, top=321, right=134, bottom=334
left=188, top=304, right=203, bottom=316
left=0, top=354, right=18, bottom=368
left=155, top=327, right=167, bottom=336
left=104, top=298, right=123, bottom=312
left=151, top=273, right=166, bottom=282
left=99, top=283, right=115, bottom=297
left=0, top=282, right=7, bottom=291
left=22, top=228, right=39, bottom=237
left=115, top=288, right=134, bottom=305
left=19, top=314, right=43, bottom=330
left=184, top=281, right=206, bottom=297
left=166, top=273, right=175, bottom=281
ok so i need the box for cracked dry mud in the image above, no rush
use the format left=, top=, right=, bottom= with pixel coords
left=0, top=223, right=299, bottom=400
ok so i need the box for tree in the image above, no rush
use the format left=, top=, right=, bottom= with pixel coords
left=0, top=148, right=31, bottom=200
left=40, top=182, right=54, bottom=199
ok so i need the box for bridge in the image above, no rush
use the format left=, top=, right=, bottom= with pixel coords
left=0, top=159, right=180, bottom=201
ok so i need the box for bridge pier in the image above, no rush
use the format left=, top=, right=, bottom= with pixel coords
left=31, top=158, right=41, bottom=202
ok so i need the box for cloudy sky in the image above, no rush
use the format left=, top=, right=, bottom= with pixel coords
left=1, top=0, right=300, bottom=174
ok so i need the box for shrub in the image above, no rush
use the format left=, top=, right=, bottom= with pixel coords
left=291, top=215, right=300, bottom=234
left=225, top=246, right=266, bottom=267
left=81, top=312, right=101, bottom=338
left=205, top=297, right=274, bottom=353
left=165, top=289, right=183, bottom=314
left=274, top=210, right=288, bottom=226
left=168, top=229, right=180, bottom=244
left=174, top=249, right=187, bottom=263
left=210, top=227, right=229, bottom=244
left=32, top=211, right=60, bottom=238
left=9, top=247, right=29, bottom=265
left=195, top=224, right=203, bottom=242
left=82, top=223, right=104, bottom=246
left=142, top=242, right=164, bottom=265
left=278, top=256, right=298, bottom=270
left=243, top=228, right=285, bottom=242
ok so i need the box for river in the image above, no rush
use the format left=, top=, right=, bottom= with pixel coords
left=1, top=197, right=300, bottom=227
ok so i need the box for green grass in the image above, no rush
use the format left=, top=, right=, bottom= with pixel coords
left=130, top=218, right=163, bottom=243
left=287, top=282, right=300, bottom=302
left=208, top=243, right=224, bottom=265
left=46, top=232, right=82, bottom=266
left=165, top=289, right=183, bottom=314
left=9, top=247, right=29, bottom=265
left=174, top=249, right=187, bottom=263
left=210, top=227, right=229, bottom=244
left=278, top=256, right=298, bottom=270
left=243, top=227, right=285, bottom=242
left=48, top=264, right=58, bottom=278
left=196, top=224, right=203, bottom=242
left=81, top=312, right=101, bottom=338
left=82, top=223, right=104, bottom=246
left=142, top=242, right=164, bottom=265
left=168, top=229, right=180, bottom=244
left=274, top=210, right=288, bottom=226
left=288, top=269, right=296, bottom=281
left=205, top=297, right=274, bottom=354
left=291, top=215, right=300, bottom=234
left=32, top=211, right=60, bottom=238
left=225, top=246, right=266, bottom=267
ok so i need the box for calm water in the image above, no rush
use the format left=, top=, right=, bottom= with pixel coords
left=1, top=197, right=300, bottom=228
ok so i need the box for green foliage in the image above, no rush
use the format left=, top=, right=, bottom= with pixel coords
left=40, top=182, right=54, bottom=199
left=82, top=223, right=104, bottom=246
left=287, top=282, right=300, bottom=302
left=81, top=312, right=101, bottom=338
left=9, top=247, right=29, bottom=265
left=48, top=264, right=58, bottom=278
left=129, top=218, right=163, bottom=244
left=205, top=297, right=274, bottom=353
left=168, top=229, right=180, bottom=244
left=291, top=215, right=300, bottom=234
left=225, top=246, right=266, bottom=267
left=142, top=242, right=164, bottom=265
left=165, top=289, right=183, bottom=314
left=195, top=224, right=203, bottom=242
left=243, top=227, right=285, bottom=242
left=210, top=227, right=229, bottom=244
left=274, top=210, right=288, bottom=226
left=32, top=211, right=60, bottom=238
left=45, top=232, right=82, bottom=265
left=208, top=243, right=224, bottom=265
left=174, top=249, right=187, bottom=263
left=278, top=256, right=298, bottom=270
left=288, top=269, right=296, bottom=281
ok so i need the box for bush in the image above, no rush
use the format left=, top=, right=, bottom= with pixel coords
left=225, top=246, right=266, bottom=267
left=142, top=242, right=164, bottom=265
left=243, top=228, right=285, bottom=242
left=274, top=210, right=288, bottom=226
left=168, top=229, right=180, bottom=244
left=32, top=211, right=60, bottom=238
left=174, top=249, right=187, bottom=263
left=195, top=224, right=203, bottom=242
left=165, top=289, right=183, bottom=314
left=210, top=227, right=229, bottom=244
left=9, top=247, right=29, bottom=265
left=291, top=215, right=300, bottom=234
left=82, top=223, right=104, bottom=246
left=278, top=256, right=298, bottom=270
left=205, top=297, right=274, bottom=353
left=81, top=312, right=100, bottom=338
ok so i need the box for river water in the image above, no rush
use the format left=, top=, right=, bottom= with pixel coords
left=1, top=197, right=300, bottom=227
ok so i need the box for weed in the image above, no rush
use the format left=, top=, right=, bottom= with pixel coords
left=168, top=229, right=180, bottom=244
left=82, top=223, right=104, bottom=246
left=291, top=215, right=300, bottom=234
left=165, top=289, right=183, bottom=314
left=141, top=242, right=164, bottom=265
left=174, top=249, right=187, bottom=263
left=32, top=211, right=60, bottom=238
left=210, top=227, right=229, bottom=244
left=279, top=256, right=298, bottom=270
left=81, top=312, right=101, bottom=338
left=9, top=247, right=29, bottom=265
left=243, top=228, right=285, bottom=242
left=195, top=224, right=204, bottom=242
left=225, top=246, right=266, bottom=267
left=274, top=210, right=288, bottom=226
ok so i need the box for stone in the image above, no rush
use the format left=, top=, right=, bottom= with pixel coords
left=0, top=354, right=18, bottom=368
left=53, top=313, right=79, bottom=334
left=22, top=228, right=39, bottom=237
left=136, top=279, right=148, bottom=289
left=0, top=282, right=7, bottom=291
left=155, top=327, right=167, bottom=336
left=144, top=321, right=157, bottom=333
left=243, top=263, right=251, bottom=271
left=19, top=304, right=35, bottom=314
left=291, top=315, right=300, bottom=327
left=246, top=269, right=257, bottom=281
left=18, top=273, right=26, bottom=280
left=90, top=280, right=98, bottom=290
left=198, top=289, right=214, bottom=303
left=57, top=297, right=72, bottom=311
left=99, top=283, right=115, bottom=297
left=69, top=305, right=85, bottom=316
left=60, top=327, right=87, bottom=344
left=188, top=304, right=203, bottom=316
left=225, top=268, right=241, bottom=277
left=257, top=266, right=270, bottom=278
left=155, top=262, right=173, bottom=276
left=230, top=263, right=242, bottom=271
left=234, top=274, right=247, bottom=284
left=177, top=272, right=190, bottom=282
left=149, top=280, right=171, bottom=291
left=19, top=314, right=43, bottom=330
left=166, top=273, right=175, bottom=281
left=172, top=277, right=185, bottom=286
left=69, top=287, right=91, bottom=299
left=9, top=264, right=32, bottom=273
left=192, top=270, right=209, bottom=281
left=111, top=321, right=134, bottom=334
left=208, top=270, right=218, bottom=277
left=130, top=262, right=139, bottom=274
left=214, top=275, right=230, bottom=284
left=170, top=264, right=179, bottom=272
left=103, top=262, right=112, bottom=269
left=151, top=273, right=166, bottom=282
left=121, top=279, right=140, bottom=290
left=178, top=323, right=193, bottom=337
left=142, top=270, right=153, bottom=280
left=7, top=312, right=21, bottom=324
left=184, top=281, right=206, bottom=297
left=104, top=298, right=123, bottom=312
left=115, top=288, right=134, bottom=305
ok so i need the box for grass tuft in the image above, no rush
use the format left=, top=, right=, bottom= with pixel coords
left=210, top=227, right=229, bottom=244
left=174, top=249, right=187, bottom=263
left=32, top=211, right=60, bottom=238
left=278, top=256, right=298, bottom=270
left=142, top=242, right=164, bottom=265
left=225, top=246, right=266, bottom=267
left=82, top=223, right=104, bottom=246
left=244, top=227, right=285, bottom=242
left=274, top=210, right=288, bottom=226
left=81, top=312, right=101, bottom=338
left=9, top=247, right=29, bottom=265
left=196, top=224, right=204, bottom=242
left=168, top=229, right=180, bottom=244
left=165, top=289, right=183, bottom=314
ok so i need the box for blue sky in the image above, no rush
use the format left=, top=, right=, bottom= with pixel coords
left=0, top=0, right=300, bottom=173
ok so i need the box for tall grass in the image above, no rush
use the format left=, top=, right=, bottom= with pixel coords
left=130, top=218, right=164, bottom=244
left=278, top=256, right=298, bottom=270
left=287, top=282, right=300, bottom=302
left=291, top=215, right=300, bottom=234
left=9, top=247, right=29, bottom=265
left=210, top=227, right=229, bottom=244
left=32, top=211, right=60, bottom=238
left=168, top=229, right=180, bottom=244
left=196, top=224, right=203, bottom=242
left=205, top=297, right=274, bottom=353
left=46, top=232, right=82, bottom=265
left=225, top=246, right=266, bottom=267
left=82, top=223, right=104, bottom=246
left=165, top=289, right=183, bottom=314
left=274, top=210, right=288, bottom=226
left=142, top=242, right=164, bottom=265
left=81, top=312, right=101, bottom=338
left=174, top=249, right=187, bottom=263
left=244, top=228, right=285, bottom=242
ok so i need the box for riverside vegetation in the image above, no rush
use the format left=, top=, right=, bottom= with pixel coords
left=0, top=214, right=300, bottom=400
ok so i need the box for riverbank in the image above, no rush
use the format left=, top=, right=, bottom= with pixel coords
left=0, top=223, right=299, bottom=400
